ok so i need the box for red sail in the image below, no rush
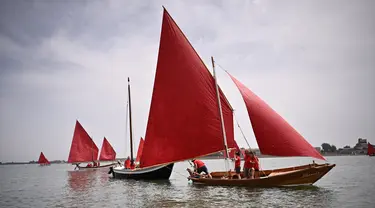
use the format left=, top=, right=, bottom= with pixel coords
left=38, top=152, right=50, bottom=164
left=368, top=143, right=375, bottom=155
left=140, top=8, right=235, bottom=168
left=228, top=73, right=325, bottom=160
left=135, top=137, right=144, bottom=163
left=67, top=120, right=99, bottom=163
left=99, top=137, right=116, bottom=161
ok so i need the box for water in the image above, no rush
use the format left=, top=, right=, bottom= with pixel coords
left=0, top=156, right=373, bottom=208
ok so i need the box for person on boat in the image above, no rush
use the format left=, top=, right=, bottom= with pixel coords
left=247, top=151, right=259, bottom=179
left=243, top=149, right=251, bottom=178
left=93, top=161, right=97, bottom=167
left=192, top=159, right=212, bottom=178
left=97, top=161, right=100, bottom=167
left=234, top=151, right=241, bottom=179
left=130, top=159, right=136, bottom=169
left=86, top=163, right=92, bottom=168
left=124, top=157, right=131, bottom=169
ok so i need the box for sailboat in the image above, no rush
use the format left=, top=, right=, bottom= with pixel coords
left=368, top=143, right=375, bottom=156
left=188, top=67, right=335, bottom=186
left=38, top=152, right=50, bottom=166
left=99, top=137, right=117, bottom=162
left=68, top=120, right=116, bottom=170
left=109, top=7, right=238, bottom=179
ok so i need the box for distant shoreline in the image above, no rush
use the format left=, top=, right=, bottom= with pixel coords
left=0, top=153, right=366, bottom=165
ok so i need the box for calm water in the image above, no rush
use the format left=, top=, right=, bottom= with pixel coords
left=0, top=156, right=373, bottom=208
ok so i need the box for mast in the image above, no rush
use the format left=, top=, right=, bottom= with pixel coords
left=211, top=56, right=230, bottom=162
left=127, top=77, right=134, bottom=165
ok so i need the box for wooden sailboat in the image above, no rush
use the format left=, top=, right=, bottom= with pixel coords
left=68, top=121, right=115, bottom=170
left=188, top=58, right=335, bottom=187
left=38, top=152, right=50, bottom=166
left=109, top=7, right=238, bottom=179
left=368, top=143, right=375, bottom=156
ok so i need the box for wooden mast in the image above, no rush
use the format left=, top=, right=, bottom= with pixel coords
left=211, top=56, right=230, bottom=163
left=128, top=77, right=134, bottom=165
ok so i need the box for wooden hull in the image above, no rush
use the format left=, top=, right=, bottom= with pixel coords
left=77, top=163, right=116, bottom=170
left=109, top=163, right=174, bottom=180
left=189, top=163, right=335, bottom=187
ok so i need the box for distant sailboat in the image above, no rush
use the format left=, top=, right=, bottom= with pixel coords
left=38, top=152, right=50, bottom=166
left=368, top=143, right=375, bottom=156
left=99, top=137, right=116, bottom=161
left=68, top=120, right=115, bottom=170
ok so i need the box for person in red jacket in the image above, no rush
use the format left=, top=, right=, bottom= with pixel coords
left=124, top=157, right=131, bottom=169
left=245, top=151, right=259, bottom=179
left=234, top=151, right=241, bottom=179
left=192, top=159, right=212, bottom=178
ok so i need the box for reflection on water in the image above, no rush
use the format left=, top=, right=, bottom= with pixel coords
left=0, top=156, right=373, bottom=208
left=67, top=170, right=98, bottom=192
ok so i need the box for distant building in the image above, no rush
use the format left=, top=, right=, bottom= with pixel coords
left=354, top=138, right=368, bottom=154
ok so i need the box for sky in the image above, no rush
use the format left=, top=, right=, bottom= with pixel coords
left=0, top=0, right=374, bottom=162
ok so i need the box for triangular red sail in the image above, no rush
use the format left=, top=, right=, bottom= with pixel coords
left=135, top=137, right=144, bottom=163
left=67, top=120, right=99, bottom=163
left=140, top=8, right=235, bottom=168
left=99, top=137, right=116, bottom=161
left=368, top=143, right=375, bottom=155
left=38, top=152, right=50, bottom=164
left=228, top=73, right=325, bottom=160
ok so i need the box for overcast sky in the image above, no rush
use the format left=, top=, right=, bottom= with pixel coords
left=0, top=0, right=374, bottom=162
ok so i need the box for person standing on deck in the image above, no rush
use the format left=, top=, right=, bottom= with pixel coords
left=248, top=151, right=259, bottom=179
left=192, top=159, right=212, bottom=178
left=124, top=157, right=131, bottom=169
left=234, top=151, right=241, bottom=179
left=243, top=149, right=251, bottom=178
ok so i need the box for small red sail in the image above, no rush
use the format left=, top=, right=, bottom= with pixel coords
left=135, top=137, right=144, bottom=163
left=38, top=152, right=50, bottom=164
left=140, top=8, right=235, bottom=168
left=67, top=120, right=99, bottom=163
left=368, top=143, right=375, bottom=155
left=99, top=137, right=116, bottom=161
left=228, top=73, right=325, bottom=160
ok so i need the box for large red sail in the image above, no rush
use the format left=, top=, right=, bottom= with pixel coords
left=368, top=143, right=375, bottom=155
left=99, top=137, right=116, bottom=161
left=67, top=120, right=99, bottom=163
left=140, top=8, right=235, bottom=168
left=228, top=73, right=325, bottom=160
left=38, top=152, right=50, bottom=164
left=135, top=137, right=144, bottom=163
